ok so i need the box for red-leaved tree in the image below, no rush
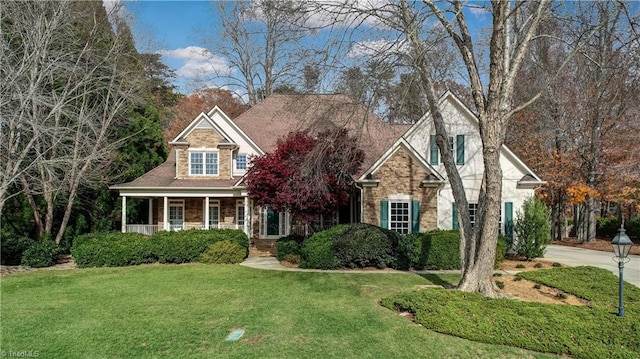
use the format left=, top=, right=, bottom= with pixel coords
left=246, top=129, right=364, bottom=221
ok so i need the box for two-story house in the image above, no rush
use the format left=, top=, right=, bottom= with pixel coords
left=111, top=92, right=543, bottom=243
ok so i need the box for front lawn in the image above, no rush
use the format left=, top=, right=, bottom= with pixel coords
left=382, top=266, right=640, bottom=359
left=0, top=265, right=554, bottom=358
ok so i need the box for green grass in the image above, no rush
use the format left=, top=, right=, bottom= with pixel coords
left=382, top=266, right=640, bottom=359
left=0, top=265, right=556, bottom=358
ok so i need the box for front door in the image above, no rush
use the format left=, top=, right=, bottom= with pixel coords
left=260, top=208, right=288, bottom=239
left=267, top=209, right=279, bottom=236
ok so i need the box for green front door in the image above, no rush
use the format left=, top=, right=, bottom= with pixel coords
left=266, top=209, right=280, bottom=236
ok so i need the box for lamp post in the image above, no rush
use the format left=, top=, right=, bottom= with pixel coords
left=611, top=223, right=633, bottom=317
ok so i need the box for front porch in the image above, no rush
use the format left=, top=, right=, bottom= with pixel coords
left=120, top=196, right=252, bottom=238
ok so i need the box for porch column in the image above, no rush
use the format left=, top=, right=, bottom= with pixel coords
left=121, top=196, right=127, bottom=233
left=204, top=197, right=210, bottom=229
left=148, top=198, right=153, bottom=225
left=163, top=196, right=169, bottom=231
left=243, top=196, right=250, bottom=237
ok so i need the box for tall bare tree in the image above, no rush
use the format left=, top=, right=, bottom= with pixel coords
left=1, top=1, right=143, bottom=243
left=203, top=0, right=316, bottom=105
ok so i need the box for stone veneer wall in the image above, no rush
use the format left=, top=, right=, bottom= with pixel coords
left=363, top=147, right=438, bottom=231
left=176, top=129, right=233, bottom=179
left=154, top=197, right=244, bottom=229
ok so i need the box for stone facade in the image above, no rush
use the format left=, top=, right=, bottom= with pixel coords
left=155, top=197, right=245, bottom=230
left=363, top=147, right=438, bottom=232
left=176, top=129, right=234, bottom=179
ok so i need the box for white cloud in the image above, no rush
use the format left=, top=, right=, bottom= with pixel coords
left=158, top=46, right=233, bottom=78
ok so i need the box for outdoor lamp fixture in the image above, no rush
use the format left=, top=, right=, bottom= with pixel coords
left=611, top=222, right=634, bottom=317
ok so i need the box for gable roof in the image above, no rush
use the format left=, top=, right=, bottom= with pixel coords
left=358, top=138, right=445, bottom=182
left=169, top=110, right=232, bottom=145
left=403, top=91, right=544, bottom=183
left=232, top=94, right=410, bottom=176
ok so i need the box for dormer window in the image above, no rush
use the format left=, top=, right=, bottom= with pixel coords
left=190, top=151, right=219, bottom=176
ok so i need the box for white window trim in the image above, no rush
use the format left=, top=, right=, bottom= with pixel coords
left=389, top=198, right=412, bottom=234
left=236, top=200, right=245, bottom=229
left=234, top=153, right=248, bottom=172
left=209, top=199, right=220, bottom=228
left=188, top=148, right=219, bottom=176
left=169, top=200, right=185, bottom=231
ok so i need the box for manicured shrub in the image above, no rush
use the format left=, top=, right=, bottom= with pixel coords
left=71, top=232, right=153, bottom=267
left=1, top=236, right=37, bottom=265
left=200, top=240, right=245, bottom=264
left=71, top=229, right=249, bottom=267
left=150, top=229, right=248, bottom=264
left=396, top=233, right=422, bottom=270
left=21, top=240, right=60, bottom=268
left=513, top=197, right=551, bottom=260
left=276, top=234, right=305, bottom=261
left=419, top=230, right=461, bottom=270
left=332, top=223, right=395, bottom=269
left=299, top=225, right=346, bottom=269
left=412, top=230, right=506, bottom=270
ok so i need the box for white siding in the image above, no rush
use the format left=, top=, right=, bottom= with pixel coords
left=404, top=93, right=536, bottom=230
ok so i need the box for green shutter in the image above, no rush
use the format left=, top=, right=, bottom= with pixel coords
left=411, top=200, right=420, bottom=233
left=452, top=202, right=459, bottom=230
left=456, top=135, right=465, bottom=165
left=430, top=135, right=439, bottom=165
left=505, top=202, right=513, bottom=240
left=380, top=201, right=389, bottom=229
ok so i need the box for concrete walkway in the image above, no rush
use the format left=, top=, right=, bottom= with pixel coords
left=544, top=244, right=640, bottom=286
left=242, top=245, right=640, bottom=287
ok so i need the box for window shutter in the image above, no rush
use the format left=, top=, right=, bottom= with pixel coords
left=380, top=201, right=389, bottom=229
left=452, top=202, right=459, bottom=230
left=505, top=202, right=513, bottom=240
left=430, top=135, right=439, bottom=165
left=411, top=200, right=420, bottom=233
left=456, top=135, right=465, bottom=165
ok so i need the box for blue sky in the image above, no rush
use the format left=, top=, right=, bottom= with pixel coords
left=110, top=1, right=492, bottom=96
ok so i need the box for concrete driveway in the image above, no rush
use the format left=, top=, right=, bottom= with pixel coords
left=544, top=244, right=640, bottom=287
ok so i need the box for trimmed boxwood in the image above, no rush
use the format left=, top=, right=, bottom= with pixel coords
left=299, top=225, right=347, bottom=269
left=419, top=230, right=461, bottom=270
left=276, top=234, right=305, bottom=261
left=200, top=240, right=246, bottom=264
left=332, top=223, right=396, bottom=268
left=396, top=233, right=422, bottom=270
left=71, top=229, right=249, bottom=268
left=21, top=240, right=61, bottom=268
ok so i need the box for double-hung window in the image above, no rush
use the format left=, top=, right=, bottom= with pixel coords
left=236, top=154, right=247, bottom=171
left=190, top=151, right=218, bottom=176
left=390, top=201, right=411, bottom=234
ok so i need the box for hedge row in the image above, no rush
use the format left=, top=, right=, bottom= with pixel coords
left=277, top=225, right=507, bottom=270
left=71, top=229, right=249, bottom=268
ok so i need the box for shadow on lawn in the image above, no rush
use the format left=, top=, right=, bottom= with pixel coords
left=417, top=273, right=456, bottom=287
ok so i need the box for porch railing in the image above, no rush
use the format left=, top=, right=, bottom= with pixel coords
left=126, top=224, right=159, bottom=236
left=126, top=223, right=245, bottom=235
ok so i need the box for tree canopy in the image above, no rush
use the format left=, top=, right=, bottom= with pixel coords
left=246, top=129, right=363, bottom=221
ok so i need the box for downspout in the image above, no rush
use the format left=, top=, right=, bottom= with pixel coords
left=354, top=182, right=364, bottom=224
